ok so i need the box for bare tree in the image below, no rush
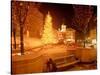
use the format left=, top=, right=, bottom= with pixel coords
left=11, top=1, right=18, bottom=50
left=11, top=1, right=29, bottom=55
left=72, top=5, right=93, bottom=47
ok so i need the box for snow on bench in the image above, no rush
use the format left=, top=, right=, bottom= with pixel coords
left=46, top=54, right=80, bottom=72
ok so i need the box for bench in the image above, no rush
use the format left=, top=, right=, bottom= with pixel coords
left=46, top=54, right=80, bottom=72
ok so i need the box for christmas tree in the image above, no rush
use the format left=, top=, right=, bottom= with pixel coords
left=41, top=11, right=57, bottom=44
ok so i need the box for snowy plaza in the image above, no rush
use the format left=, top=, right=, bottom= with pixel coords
left=11, top=1, right=97, bottom=74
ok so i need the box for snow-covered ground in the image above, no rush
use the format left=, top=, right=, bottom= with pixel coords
left=12, top=36, right=76, bottom=60
left=24, top=37, right=43, bottom=48
left=12, top=37, right=43, bottom=50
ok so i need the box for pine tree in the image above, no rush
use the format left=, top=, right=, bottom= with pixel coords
left=41, top=11, right=57, bottom=44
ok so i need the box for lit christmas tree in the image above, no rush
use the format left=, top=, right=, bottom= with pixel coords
left=41, top=11, right=57, bottom=44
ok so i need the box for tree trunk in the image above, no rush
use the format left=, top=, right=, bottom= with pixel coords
left=13, top=29, right=16, bottom=49
left=19, top=4, right=24, bottom=55
left=20, top=23, right=24, bottom=55
left=83, top=40, right=86, bottom=48
left=83, top=33, right=86, bottom=48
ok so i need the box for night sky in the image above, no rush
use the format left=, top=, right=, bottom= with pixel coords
left=12, top=1, right=97, bottom=32
left=38, top=2, right=97, bottom=30
left=39, top=3, right=74, bottom=29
